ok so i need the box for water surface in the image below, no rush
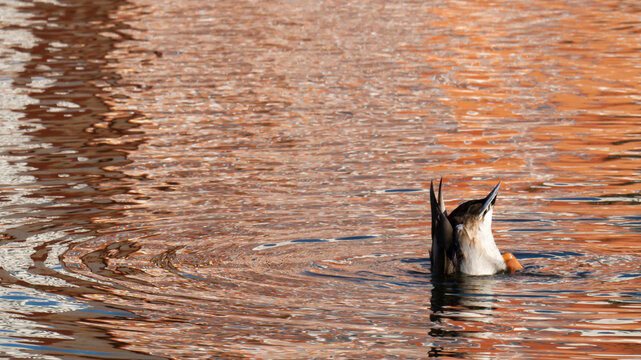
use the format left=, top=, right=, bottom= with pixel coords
left=1, top=0, right=641, bottom=358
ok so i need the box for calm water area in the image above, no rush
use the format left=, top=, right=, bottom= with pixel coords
left=0, top=0, right=640, bottom=358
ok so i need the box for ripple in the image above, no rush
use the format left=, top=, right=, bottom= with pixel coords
left=4, top=0, right=641, bottom=358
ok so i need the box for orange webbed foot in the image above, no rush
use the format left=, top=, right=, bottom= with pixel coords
left=502, top=252, right=523, bottom=274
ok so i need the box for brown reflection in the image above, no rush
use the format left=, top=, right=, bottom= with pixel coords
left=15, top=0, right=143, bottom=224
left=10, top=0, right=151, bottom=289
left=1, top=0, right=166, bottom=358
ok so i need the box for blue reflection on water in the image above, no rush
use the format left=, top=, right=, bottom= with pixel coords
left=0, top=342, right=115, bottom=357
left=254, top=234, right=379, bottom=251
left=0, top=286, right=142, bottom=359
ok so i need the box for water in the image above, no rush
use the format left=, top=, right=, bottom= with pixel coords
left=1, top=0, right=640, bottom=358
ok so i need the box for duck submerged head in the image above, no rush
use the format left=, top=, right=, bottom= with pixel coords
left=430, top=179, right=523, bottom=277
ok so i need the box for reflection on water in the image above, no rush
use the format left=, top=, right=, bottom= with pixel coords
left=0, top=0, right=161, bottom=358
left=1, top=0, right=641, bottom=358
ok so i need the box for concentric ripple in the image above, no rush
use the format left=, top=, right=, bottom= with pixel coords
left=1, top=0, right=641, bottom=359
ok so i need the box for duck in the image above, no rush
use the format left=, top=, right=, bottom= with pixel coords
left=430, top=178, right=523, bottom=276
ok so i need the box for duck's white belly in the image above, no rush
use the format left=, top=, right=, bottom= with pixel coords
left=459, top=250, right=505, bottom=275
left=458, top=228, right=506, bottom=275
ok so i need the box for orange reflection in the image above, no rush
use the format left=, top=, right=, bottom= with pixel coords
left=60, top=0, right=641, bottom=358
